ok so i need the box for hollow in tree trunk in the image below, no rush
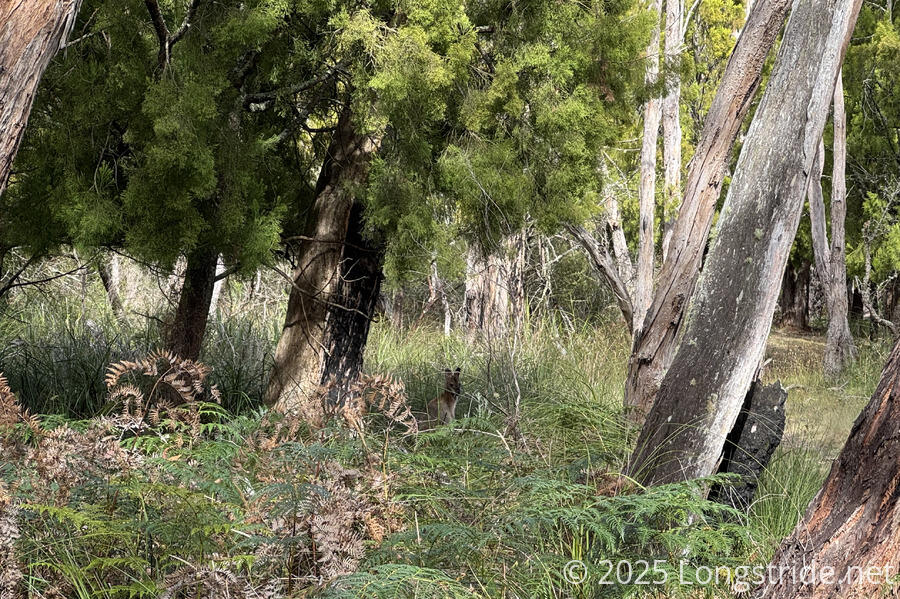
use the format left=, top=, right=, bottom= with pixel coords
left=0, top=0, right=82, bottom=195
left=265, top=109, right=379, bottom=411
left=624, top=0, right=791, bottom=420
left=165, top=248, right=219, bottom=360
left=755, top=337, right=900, bottom=599
left=627, top=0, right=862, bottom=486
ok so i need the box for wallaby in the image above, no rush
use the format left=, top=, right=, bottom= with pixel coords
left=425, top=367, right=461, bottom=426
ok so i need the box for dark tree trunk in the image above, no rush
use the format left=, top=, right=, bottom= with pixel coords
left=627, top=0, right=861, bottom=486
left=709, top=381, right=787, bottom=511
left=320, top=201, right=385, bottom=394
left=165, top=248, right=218, bottom=360
left=623, top=0, right=792, bottom=420
left=778, top=261, right=811, bottom=330
left=265, top=108, right=380, bottom=411
left=756, top=338, right=900, bottom=599
left=0, top=0, right=82, bottom=196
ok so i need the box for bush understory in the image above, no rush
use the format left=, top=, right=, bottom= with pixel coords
left=0, top=292, right=889, bottom=598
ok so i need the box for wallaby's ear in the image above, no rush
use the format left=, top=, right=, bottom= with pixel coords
left=454, top=367, right=461, bottom=374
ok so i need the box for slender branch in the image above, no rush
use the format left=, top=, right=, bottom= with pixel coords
left=242, top=66, right=342, bottom=109
left=566, top=224, right=634, bottom=335
left=170, top=0, right=202, bottom=47
left=267, top=264, right=376, bottom=321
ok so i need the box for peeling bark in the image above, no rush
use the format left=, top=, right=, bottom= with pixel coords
left=627, top=0, right=862, bottom=486
left=755, top=338, right=900, bottom=598
left=0, top=0, right=82, bottom=195
left=624, top=0, right=791, bottom=420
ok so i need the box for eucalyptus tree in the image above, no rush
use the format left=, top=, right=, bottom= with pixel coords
left=628, top=0, right=862, bottom=486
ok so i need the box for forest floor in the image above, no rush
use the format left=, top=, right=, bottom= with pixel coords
left=0, top=295, right=891, bottom=598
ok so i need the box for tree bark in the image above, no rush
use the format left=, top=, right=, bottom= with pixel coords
left=708, top=381, right=786, bottom=511
left=96, top=253, right=126, bottom=322
left=208, top=254, right=226, bottom=319
left=635, top=0, right=663, bottom=331
left=777, top=261, right=811, bottom=330
left=624, top=0, right=791, bottom=420
left=265, top=109, right=379, bottom=411
left=661, top=0, right=683, bottom=263
left=165, top=247, right=219, bottom=360
left=627, top=0, right=862, bottom=486
left=0, top=0, right=82, bottom=196
left=320, top=200, right=385, bottom=395
left=755, top=338, right=900, bottom=599
left=464, top=241, right=512, bottom=339
left=823, top=71, right=856, bottom=376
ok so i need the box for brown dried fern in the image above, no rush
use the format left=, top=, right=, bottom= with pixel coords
left=105, top=351, right=219, bottom=437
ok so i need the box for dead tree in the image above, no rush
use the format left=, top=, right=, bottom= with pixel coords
left=628, top=0, right=862, bottom=486
left=635, top=0, right=664, bottom=331
left=624, top=0, right=792, bottom=420
left=808, top=71, right=857, bottom=376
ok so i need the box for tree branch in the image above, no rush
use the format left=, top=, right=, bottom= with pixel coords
left=566, top=224, right=634, bottom=335
left=144, top=0, right=170, bottom=66
left=170, top=0, right=202, bottom=47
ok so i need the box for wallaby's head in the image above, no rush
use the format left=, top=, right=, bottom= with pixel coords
left=443, top=367, right=461, bottom=398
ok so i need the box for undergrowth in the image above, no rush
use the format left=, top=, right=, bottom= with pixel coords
left=0, top=292, right=890, bottom=598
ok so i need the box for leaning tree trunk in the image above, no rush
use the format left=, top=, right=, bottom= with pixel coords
left=265, top=109, right=379, bottom=411
left=627, top=0, right=862, bottom=486
left=0, top=0, right=82, bottom=196
left=660, top=0, right=683, bottom=263
left=755, top=337, right=900, bottom=599
left=320, top=200, right=385, bottom=396
left=624, top=0, right=791, bottom=420
left=165, top=247, right=219, bottom=360
left=634, top=0, right=663, bottom=332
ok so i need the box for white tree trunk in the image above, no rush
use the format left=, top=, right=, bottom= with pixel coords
left=661, top=0, right=683, bottom=263
left=628, top=0, right=862, bottom=485
left=635, top=0, right=664, bottom=332
left=824, top=70, right=856, bottom=376
left=624, top=0, right=791, bottom=419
